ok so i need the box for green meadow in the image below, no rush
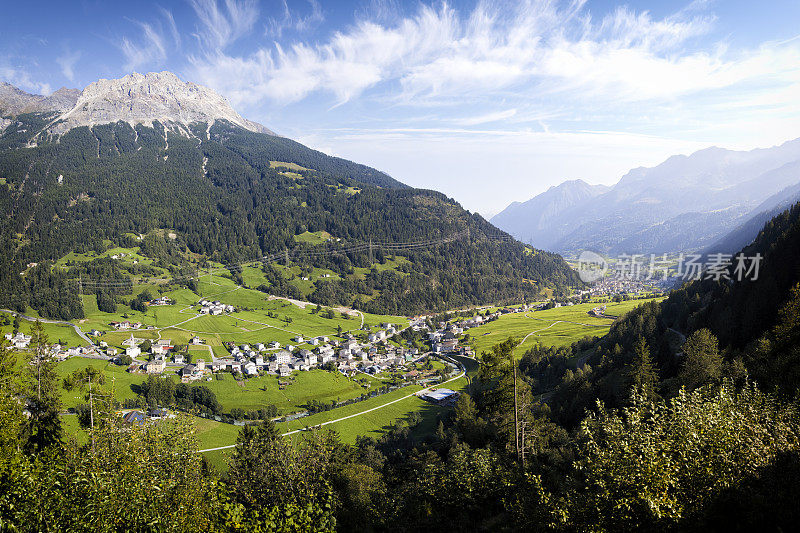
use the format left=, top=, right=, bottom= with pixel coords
left=467, top=298, right=663, bottom=357
left=72, top=271, right=406, bottom=354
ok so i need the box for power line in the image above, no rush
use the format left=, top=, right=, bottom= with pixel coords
left=63, top=228, right=518, bottom=292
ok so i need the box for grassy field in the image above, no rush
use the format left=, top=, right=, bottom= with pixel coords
left=269, top=161, right=309, bottom=171
left=73, top=272, right=406, bottom=353
left=293, top=230, right=332, bottom=245
left=201, top=370, right=376, bottom=413
left=0, top=316, right=86, bottom=348
left=54, top=357, right=385, bottom=415
left=56, top=357, right=147, bottom=409
left=467, top=298, right=663, bottom=357
left=197, top=357, right=478, bottom=465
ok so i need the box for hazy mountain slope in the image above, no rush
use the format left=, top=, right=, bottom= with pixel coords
left=0, top=82, right=44, bottom=115
left=707, top=177, right=800, bottom=254
left=492, top=139, right=800, bottom=255
left=490, top=179, right=608, bottom=249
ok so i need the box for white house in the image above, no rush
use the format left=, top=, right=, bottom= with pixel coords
left=344, top=339, right=360, bottom=351
left=274, top=350, right=291, bottom=364
left=126, top=346, right=141, bottom=358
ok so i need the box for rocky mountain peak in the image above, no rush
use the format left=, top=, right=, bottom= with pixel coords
left=50, top=71, right=273, bottom=135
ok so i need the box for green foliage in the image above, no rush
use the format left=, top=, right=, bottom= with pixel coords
left=563, top=383, right=800, bottom=531
left=22, top=321, right=63, bottom=455
left=679, top=328, right=722, bottom=390
left=224, top=424, right=338, bottom=531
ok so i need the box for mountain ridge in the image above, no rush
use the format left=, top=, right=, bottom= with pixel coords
left=492, top=138, right=800, bottom=255
left=0, top=72, right=273, bottom=137
left=490, top=178, right=609, bottom=249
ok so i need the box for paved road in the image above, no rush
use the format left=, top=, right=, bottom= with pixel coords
left=0, top=309, right=93, bottom=345
left=668, top=327, right=687, bottom=343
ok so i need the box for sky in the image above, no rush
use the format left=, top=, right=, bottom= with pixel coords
left=2, top=0, right=800, bottom=217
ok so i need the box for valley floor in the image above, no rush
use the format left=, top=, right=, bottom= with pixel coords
left=5, top=261, right=659, bottom=471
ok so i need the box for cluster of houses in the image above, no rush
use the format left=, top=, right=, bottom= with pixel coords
left=197, top=299, right=235, bottom=315
left=110, top=320, right=144, bottom=331
left=4, top=329, right=120, bottom=362
left=427, top=313, right=502, bottom=354
left=4, top=332, right=31, bottom=350
left=207, top=326, right=421, bottom=378
left=148, top=296, right=173, bottom=306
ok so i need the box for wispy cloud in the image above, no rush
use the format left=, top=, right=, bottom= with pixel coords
left=266, top=0, right=324, bottom=38
left=159, top=7, right=181, bottom=48
left=56, top=48, right=81, bottom=82
left=120, top=19, right=167, bottom=72
left=0, top=64, right=51, bottom=95
left=188, top=0, right=259, bottom=50
left=453, top=109, right=518, bottom=126
left=117, top=7, right=185, bottom=73
left=187, top=0, right=800, bottom=118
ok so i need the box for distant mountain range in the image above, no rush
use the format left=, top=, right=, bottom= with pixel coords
left=491, top=140, right=800, bottom=255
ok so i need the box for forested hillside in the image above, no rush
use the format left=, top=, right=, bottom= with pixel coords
left=2, top=202, right=800, bottom=532
left=0, top=115, right=580, bottom=318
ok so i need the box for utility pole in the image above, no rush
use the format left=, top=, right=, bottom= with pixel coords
left=512, top=350, right=520, bottom=464
left=284, top=248, right=290, bottom=267
left=369, top=239, right=373, bottom=264
left=88, top=373, right=95, bottom=454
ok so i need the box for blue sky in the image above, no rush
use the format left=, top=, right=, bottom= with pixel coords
left=3, top=0, right=800, bottom=216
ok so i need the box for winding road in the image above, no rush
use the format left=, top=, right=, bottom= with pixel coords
left=0, top=309, right=93, bottom=345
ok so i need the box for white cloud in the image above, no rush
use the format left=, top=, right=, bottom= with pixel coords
left=0, top=65, right=51, bottom=95
left=266, top=0, right=324, bottom=38
left=453, top=109, right=518, bottom=126
left=188, top=0, right=800, bottom=115
left=189, top=0, right=259, bottom=50
left=159, top=7, right=182, bottom=48
left=118, top=8, right=187, bottom=73
left=120, top=20, right=168, bottom=72
left=56, top=49, right=81, bottom=82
